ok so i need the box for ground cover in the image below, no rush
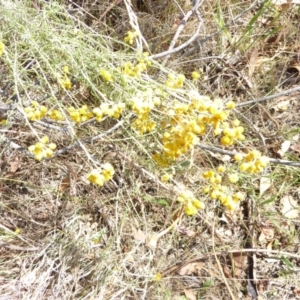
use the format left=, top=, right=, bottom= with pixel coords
left=1, top=1, right=300, bottom=299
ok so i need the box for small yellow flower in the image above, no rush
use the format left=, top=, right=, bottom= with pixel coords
left=221, top=135, right=233, bottom=146
left=93, top=107, right=103, bottom=122
left=233, top=192, right=244, bottom=202
left=228, top=173, right=239, bottom=183
left=124, top=31, right=139, bottom=45
left=191, top=71, right=201, bottom=80
left=232, top=119, right=240, bottom=126
left=161, top=174, right=172, bottom=182
left=217, top=165, right=226, bottom=173
left=41, top=136, right=49, bottom=144
left=102, top=163, right=115, bottom=181
left=185, top=202, right=198, bottom=215
left=234, top=153, right=244, bottom=162
left=153, top=273, right=162, bottom=281
left=48, top=109, right=64, bottom=121
left=100, top=69, right=114, bottom=82
left=226, top=101, right=236, bottom=109
left=0, top=41, right=4, bottom=56
left=63, top=66, right=70, bottom=73
left=192, top=199, right=205, bottom=209
left=240, top=162, right=251, bottom=172
left=87, top=164, right=115, bottom=187
left=15, top=228, right=21, bottom=234
left=257, top=156, right=269, bottom=168
left=57, top=71, right=72, bottom=90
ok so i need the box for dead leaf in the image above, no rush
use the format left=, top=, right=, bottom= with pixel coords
left=248, top=48, right=259, bottom=78
left=231, top=252, right=247, bottom=277
left=132, top=226, right=146, bottom=242
left=259, top=231, right=266, bottom=243
left=207, top=151, right=231, bottom=162
left=291, top=143, right=300, bottom=153
left=64, top=163, right=79, bottom=196
left=289, top=63, right=300, bottom=73
left=267, top=241, right=273, bottom=251
left=59, top=176, right=70, bottom=193
left=223, top=265, right=232, bottom=278
left=262, top=227, right=274, bottom=240
left=178, top=262, right=204, bottom=276
left=259, top=177, right=272, bottom=196
left=281, top=195, right=299, bottom=219
left=277, top=140, right=291, bottom=157
left=292, top=287, right=300, bottom=296
left=9, top=157, right=21, bottom=173
left=271, top=0, right=299, bottom=5
left=274, top=99, right=290, bottom=111
left=176, top=226, right=196, bottom=237
left=184, top=289, right=197, bottom=300
left=145, top=233, right=158, bottom=249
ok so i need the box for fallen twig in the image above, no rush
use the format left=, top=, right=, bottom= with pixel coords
left=236, top=85, right=300, bottom=108
left=98, top=0, right=123, bottom=22
left=162, top=248, right=300, bottom=277
left=150, top=0, right=205, bottom=61
left=54, top=120, right=124, bottom=157
left=0, top=241, right=38, bottom=251
left=181, top=0, right=266, bottom=58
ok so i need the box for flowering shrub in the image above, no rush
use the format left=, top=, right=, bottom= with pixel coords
left=19, top=41, right=271, bottom=217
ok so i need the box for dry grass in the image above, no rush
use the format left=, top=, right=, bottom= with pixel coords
left=1, top=0, right=300, bottom=299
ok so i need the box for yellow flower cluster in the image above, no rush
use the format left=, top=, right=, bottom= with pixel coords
left=57, top=66, right=71, bottom=89
left=191, top=95, right=244, bottom=146
left=25, top=100, right=125, bottom=124
left=100, top=69, right=113, bottom=82
left=154, top=97, right=212, bottom=166
left=68, top=105, right=94, bottom=124
left=121, top=61, right=147, bottom=77
left=48, top=109, right=65, bottom=121
left=87, top=163, right=115, bottom=187
left=153, top=95, right=243, bottom=167
left=202, top=169, right=244, bottom=211
left=234, top=150, right=269, bottom=173
left=130, top=91, right=161, bottom=134
left=124, top=30, right=139, bottom=45
left=220, top=121, right=245, bottom=146
left=28, top=136, right=56, bottom=161
left=116, top=53, right=152, bottom=78
left=165, top=74, right=185, bottom=88
left=93, top=102, right=125, bottom=122
left=177, top=190, right=205, bottom=216
left=132, top=117, right=156, bottom=134
left=24, top=101, right=48, bottom=121
left=154, top=119, right=200, bottom=166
